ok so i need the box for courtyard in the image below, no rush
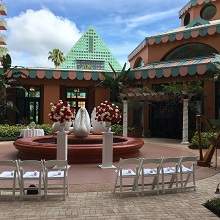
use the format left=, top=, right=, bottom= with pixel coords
left=0, top=139, right=219, bottom=219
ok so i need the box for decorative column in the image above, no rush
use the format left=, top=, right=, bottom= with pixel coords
left=99, top=131, right=115, bottom=169
left=181, top=98, right=190, bottom=145
left=57, top=129, right=68, bottom=160
left=123, top=99, right=128, bottom=137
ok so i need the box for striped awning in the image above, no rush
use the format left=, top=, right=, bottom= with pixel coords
left=179, top=0, right=216, bottom=17
left=2, top=68, right=109, bottom=81
left=128, top=22, right=220, bottom=60
left=129, top=54, right=220, bottom=80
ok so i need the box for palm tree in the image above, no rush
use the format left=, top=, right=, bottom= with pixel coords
left=99, top=63, right=130, bottom=102
left=48, top=49, right=65, bottom=68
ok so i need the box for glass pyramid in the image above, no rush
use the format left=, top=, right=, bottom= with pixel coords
left=60, top=27, right=121, bottom=71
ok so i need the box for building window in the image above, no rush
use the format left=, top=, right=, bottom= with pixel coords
left=16, top=86, right=41, bottom=124
left=134, top=57, right=144, bottom=68
left=162, top=43, right=218, bottom=61
left=184, top=13, right=190, bottom=26
left=201, top=3, right=217, bottom=20
left=65, top=88, right=88, bottom=112
left=76, top=60, right=104, bottom=70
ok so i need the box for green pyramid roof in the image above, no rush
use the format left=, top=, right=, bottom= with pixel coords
left=60, top=27, right=121, bottom=71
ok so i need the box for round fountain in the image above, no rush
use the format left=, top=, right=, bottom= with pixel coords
left=14, top=107, right=144, bottom=163
left=14, top=134, right=144, bottom=163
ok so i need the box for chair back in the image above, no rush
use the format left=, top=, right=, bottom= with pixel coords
left=181, top=156, right=198, bottom=162
left=117, top=158, right=142, bottom=169
left=161, top=157, right=182, bottom=172
left=44, top=160, right=68, bottom=170
left=17, top=160, right=44, bottom=172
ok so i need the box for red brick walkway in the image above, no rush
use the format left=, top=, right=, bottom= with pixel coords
left=0, top=139, right=218, bottom=192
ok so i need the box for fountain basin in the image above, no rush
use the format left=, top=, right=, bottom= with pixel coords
left=14, top=134, right=144, bottom=163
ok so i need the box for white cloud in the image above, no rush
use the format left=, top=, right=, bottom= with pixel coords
left=111, top=8, right=180, bottom=30
left=7, top=9, right=81, bottom=67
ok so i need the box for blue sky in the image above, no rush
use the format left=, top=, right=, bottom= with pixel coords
left=4, top=0, right=189, bottom=67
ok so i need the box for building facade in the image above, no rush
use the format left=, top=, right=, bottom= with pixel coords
left=128, top=0, right=220, bottom=138
left=4, top=28, right=121, bottom=124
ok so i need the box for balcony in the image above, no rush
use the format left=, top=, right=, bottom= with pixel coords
left=0, top=4, right=7, bottom=16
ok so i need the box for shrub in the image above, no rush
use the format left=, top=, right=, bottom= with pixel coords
left=190, top=131, right=217, bottom=149
left=111, top=124, right=135, bottom=136
left=35, top=124, right=52, bottom=135
left=0, top=124, right=52, bottom=139
left=204, top=198, right=220, bottom=217
left=0, top=124, right=25, bottom=139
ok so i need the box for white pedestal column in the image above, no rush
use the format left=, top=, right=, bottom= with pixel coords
left=99, top=132, right=115, bottom=169
left=123, top=99, right=128, bottom=137
left=181, top=98, right=190, bottom=145
left=57, top=131, right=68, bottom=160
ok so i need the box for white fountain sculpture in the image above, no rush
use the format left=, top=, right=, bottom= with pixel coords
left=91, top=107, right=106, bottom=134
left=74, top=107, right=91, bottom=137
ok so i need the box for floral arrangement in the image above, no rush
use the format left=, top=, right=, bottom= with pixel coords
left=95, top=100, right=121, bottom=124
left=48, top=100, right=75, bottom=123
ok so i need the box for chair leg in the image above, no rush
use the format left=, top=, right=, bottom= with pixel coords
left=193, top=171, right=196, bottom=191
left=66, top=172, right=69, bottom=196
left=184, top=173, right=191, bottom=188
left=162, top=175, right=164, bottom=194
left=180, top=173, right=183, bottom=192
left=39, top=178, right=42, bottom=200
left=176, top=174, right=178, bottom=192
left=113, top=174, right=118, bottom=194
left=119, top=175, right=122, bottom=197
left=44, top=178, right=48, bottom=200
left=13, top=176, right=16, bottom=200
left=64, top=176, right=66, bottom=200
left=156, top=175, right=159, bottom=195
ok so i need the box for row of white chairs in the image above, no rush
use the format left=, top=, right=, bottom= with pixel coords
left=113, top=156, right=197, bottom=196
left=0, top=160, right=69, bottom=200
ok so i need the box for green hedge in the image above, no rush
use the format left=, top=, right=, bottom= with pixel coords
left=0, top=124, right=52, bottom=140
left=204, top=198, right=220, bottom=217
left=190, top=131, right=217, bottom=149
left=111, top=124, right=135, bottom=136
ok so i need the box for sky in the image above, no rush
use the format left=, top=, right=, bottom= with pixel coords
left=3, top=0, right=189, bottom=68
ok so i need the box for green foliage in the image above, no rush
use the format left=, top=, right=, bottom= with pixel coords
left=162, top=81, right=203, bottom=97
left=101, top=63, right=130, bottom=102
left=0, top=124, right=52, bottom=140
left=1, top=53, right=11, bottom=73
left=0, top=124, right=25, bottom=139
left=204, top=198, right=220, bottom=217
left=111, top=124, right=134, bottom=136
left=190, top=131, right=217, bottom=149
left=48, top=49, right=65, bottom=68
left=35, top=124, right=52, bottom=135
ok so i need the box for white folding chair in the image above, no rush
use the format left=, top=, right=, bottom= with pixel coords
left=17, top=160, right=44, bottom=199
left=43, top=160, right=69, bottom=200
left=161, top=157, right=182, bottom=194
left=180, top=156, right=197, bottom=192
left=140, top=158, right=163, bottom=195
left=0, top=160, right=19, bottom=199
left=113, top=158, right=142, bottom=196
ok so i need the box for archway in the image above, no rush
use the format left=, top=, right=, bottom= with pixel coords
left=161, top=42, right=218, bottom=61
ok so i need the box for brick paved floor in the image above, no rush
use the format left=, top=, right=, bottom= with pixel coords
left=0, top=173, right=220, bottom=219
left=0, top=139, right=219, bottom=193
